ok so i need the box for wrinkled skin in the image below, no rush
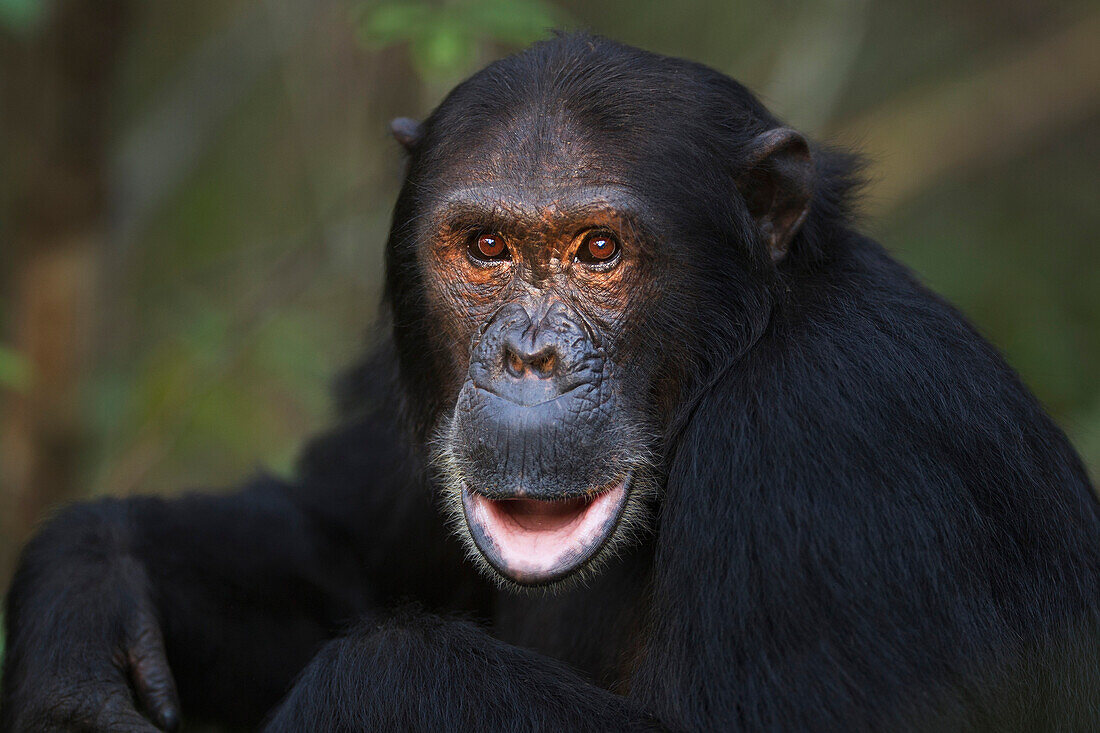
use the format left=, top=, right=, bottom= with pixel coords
left=3, top=34, right=1100, bottom=733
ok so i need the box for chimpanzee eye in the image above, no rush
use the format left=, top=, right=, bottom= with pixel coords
left=575, top=230, right=620, bottom=266
left=467, top=232, right=509, bottom=263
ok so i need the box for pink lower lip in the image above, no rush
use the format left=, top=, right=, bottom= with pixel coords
left=462, top=479, right=629, bottom=585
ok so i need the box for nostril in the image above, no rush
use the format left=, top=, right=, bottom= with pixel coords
left=505, top=348, right=526, bottom=378
left=531, top=352, right=556, bottom=377
left=502, top=344, right=558, bottom=380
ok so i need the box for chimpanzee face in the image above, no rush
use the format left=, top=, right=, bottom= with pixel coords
left=418, top=131, right=667, bottom=587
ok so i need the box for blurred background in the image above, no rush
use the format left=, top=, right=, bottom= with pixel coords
left=0, top=0, right=1097, bottom=640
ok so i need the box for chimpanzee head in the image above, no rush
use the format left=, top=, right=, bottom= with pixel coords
left=383, top=35, right=833, bottom=588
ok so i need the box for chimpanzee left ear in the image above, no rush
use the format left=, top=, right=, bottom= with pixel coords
left=390, top=117, right=424, bottom=151
left=737, top=127, right=814, bottom=261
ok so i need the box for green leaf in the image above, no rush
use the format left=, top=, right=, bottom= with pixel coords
left=0, top=344, right=30, bottom=391
left=355, top=1, right=434, bottom=48
left=411, top=22, right=477, bottom=76
left=353, top=0, right=567, bottom=82
left=0, top=0, right=45, bottom=31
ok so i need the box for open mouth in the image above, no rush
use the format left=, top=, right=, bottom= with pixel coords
left=461, top=477, right=629, bottom=585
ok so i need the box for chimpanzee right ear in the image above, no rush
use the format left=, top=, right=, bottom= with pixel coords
left=390, top=117, right=424, bottom=151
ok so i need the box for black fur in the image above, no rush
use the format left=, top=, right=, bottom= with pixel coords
left=3, top=34, right=1099, bottom=732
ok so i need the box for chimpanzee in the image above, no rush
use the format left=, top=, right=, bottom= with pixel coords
left=3, top=34, right=1099, bottom=732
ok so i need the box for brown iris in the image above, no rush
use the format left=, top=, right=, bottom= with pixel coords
left=469, top=233, right=508, bottom=262
left=576, top=231, right=620, bottom=265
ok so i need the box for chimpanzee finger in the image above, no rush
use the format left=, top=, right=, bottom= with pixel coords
left=125, top=614, right=182, bottom=732
left=91, top=692, right=168, bottom=733
left=45, top=684, right=167, bottom=732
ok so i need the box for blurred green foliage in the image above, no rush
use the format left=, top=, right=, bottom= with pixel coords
left=0, top=0, right=43, bottom=31
left=354, top=0, right=563, bottom=81
left=0, top=345, right=29, bottom=392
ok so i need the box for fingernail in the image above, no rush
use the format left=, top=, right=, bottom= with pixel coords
left=158, top=707, right=181, bottom=732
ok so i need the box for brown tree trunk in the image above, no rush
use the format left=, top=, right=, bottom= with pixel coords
left=0, top=0, right=128, bottom=584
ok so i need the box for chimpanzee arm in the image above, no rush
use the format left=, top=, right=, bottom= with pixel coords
left=264, top=612, right=663, bottom=732
left=2, top=479, right=353, bottom=732
left=1, top=396, right=480, bottom=731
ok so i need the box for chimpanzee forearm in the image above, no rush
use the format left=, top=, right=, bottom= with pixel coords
left=1, top=477, right=376, bottom=729
left=1, top=409, right=482, bottom=730
left=265, top=612, right=664, bottom=732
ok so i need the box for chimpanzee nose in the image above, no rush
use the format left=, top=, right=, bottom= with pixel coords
left=468, top=301, right=601, bottom=407
left=502, top=340, right=559, bottom=380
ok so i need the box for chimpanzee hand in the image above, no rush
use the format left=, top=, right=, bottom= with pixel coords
left=1, top=506, right=180, bottom=732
